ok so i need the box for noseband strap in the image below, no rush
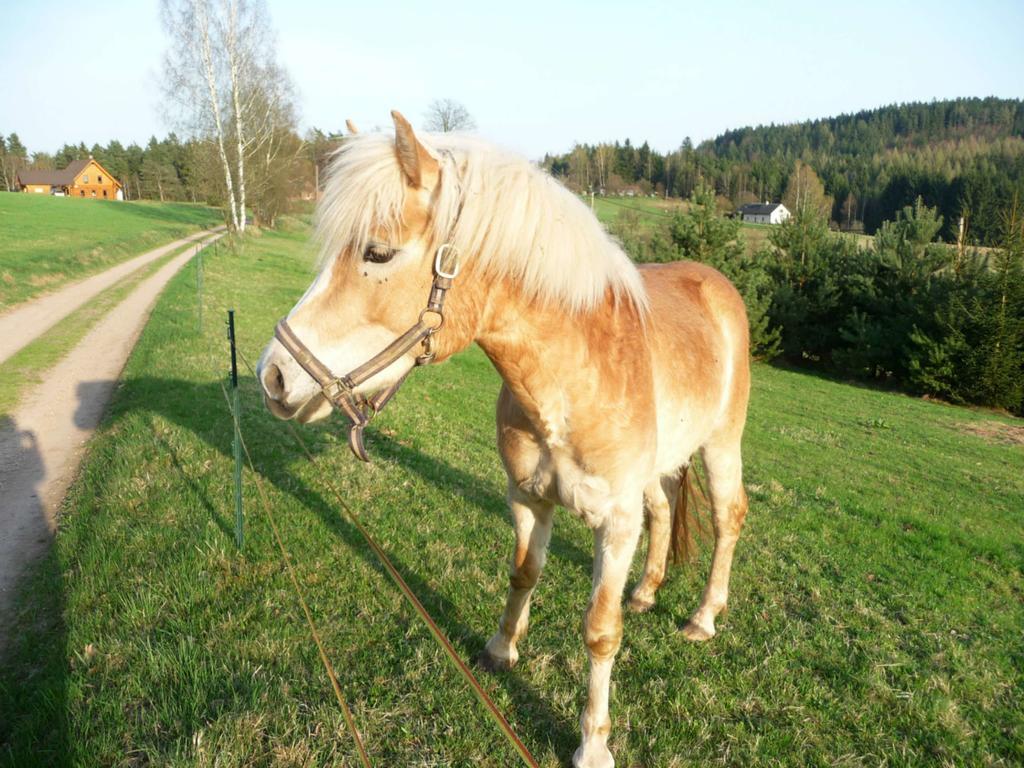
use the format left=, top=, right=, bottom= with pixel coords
left=274, top=244, right=460, bottom=462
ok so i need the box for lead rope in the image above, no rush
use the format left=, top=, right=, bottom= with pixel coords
left=236, top=348, right=540, bottom=768
left=217, top=378, right=372, bottom=768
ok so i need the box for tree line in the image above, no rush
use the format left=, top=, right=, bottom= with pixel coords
left=609, top=185, right=1024, bottom=415
left=2, top=0, right=482, bottom=233
left=0, top=1, right=351, bottom=230
left=0, top=128, right=347, bottom=227
left=543, top=97, right=1024, bottom=247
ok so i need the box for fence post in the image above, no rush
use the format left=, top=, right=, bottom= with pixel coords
left=196, top=245, right=204, bottom=334
left=228, top=310, right=244, bottom=549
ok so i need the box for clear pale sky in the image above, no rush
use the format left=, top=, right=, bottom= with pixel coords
left=1, top=0, right=1022, bottom=160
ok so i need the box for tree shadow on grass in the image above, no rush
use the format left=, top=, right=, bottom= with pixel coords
left=106, top=375, right=580, bottom=764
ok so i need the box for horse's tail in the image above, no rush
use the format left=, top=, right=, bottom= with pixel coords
left=670, top=463, right=709, bottom=565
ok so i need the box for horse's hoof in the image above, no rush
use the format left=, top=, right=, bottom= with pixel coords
left=573, top=743, right=615, bottom=768
left=680, top=619, right=715, bottom=642
left=626, top=594, right=655, bottom=613
left=476, top=648, right=515, bottom=673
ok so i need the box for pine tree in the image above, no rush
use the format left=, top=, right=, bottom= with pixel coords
left=670, top=185, right=780, bottom=357
left=972, top=196, right=1024, bottom=409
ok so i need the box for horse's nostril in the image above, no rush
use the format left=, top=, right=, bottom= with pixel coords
left=264, top=363, right=286, bottom=399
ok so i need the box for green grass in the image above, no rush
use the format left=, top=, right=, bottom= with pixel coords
left=0, top=244, right=195, bottom=417
left=587, top=195, right=880, bottom=257
left=739, top=221, right=874, bottom=255
left=0, top=193, right=222, bottom=309
left=2, top=225, right=1022, bottom=767
left=585, top=195, right=687, bottom=229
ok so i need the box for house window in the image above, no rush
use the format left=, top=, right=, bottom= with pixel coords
left=98, top=175, right=103, bottom=183
left=91, top=190, right=96, bottom=197
left=83, top=174, right=89, bottom=183
left=80, top=190, right=85, bottom=196
left=103, top=190, right=108, bottom=198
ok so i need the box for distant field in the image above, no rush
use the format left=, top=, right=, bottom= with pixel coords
left=2, top=223, right=1021, bottom=766
left=739, top=221, right=874, bottom=254
left=585, top=194, right=687, bottom=228
left=0, top=194, right=222, bottom=309
left=588, top=195, right=876, bottom=256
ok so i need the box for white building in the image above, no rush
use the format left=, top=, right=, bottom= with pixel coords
left=738, top=202, right=791, bottom=225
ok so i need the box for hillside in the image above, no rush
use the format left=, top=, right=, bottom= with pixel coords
left=702, top=97, right=1024, bottom=241
left=0, top=194, right=222, bottom=309
left=544, top=98, right=1024, bottom=245
left=705, top=98, right=1024, bottom=158
left=2, top=225, right=1021, bottom=766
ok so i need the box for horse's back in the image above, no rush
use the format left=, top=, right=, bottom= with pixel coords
left=638, top=260, right=751, bottom=472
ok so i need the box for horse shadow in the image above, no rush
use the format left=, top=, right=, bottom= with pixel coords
left=370, top=432, right=593, bottom=571
left=93, top=374, right=584, bottom=763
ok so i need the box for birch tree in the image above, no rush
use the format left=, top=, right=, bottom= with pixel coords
left=782, top=160, right=833, bottom=222
left=594, top=143, right=613, bottom=190
left=160, top=0, right=296, bottom=232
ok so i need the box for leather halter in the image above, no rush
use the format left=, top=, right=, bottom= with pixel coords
left=274, top=244, right=460, bottom=462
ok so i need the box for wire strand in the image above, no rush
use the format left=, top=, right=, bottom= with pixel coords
left=219, top=376, right=372, bottom=768
left=236, top=347, right=540, bottom=768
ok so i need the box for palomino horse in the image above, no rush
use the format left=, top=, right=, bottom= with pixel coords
left=257, top=112, right=750, bottom=767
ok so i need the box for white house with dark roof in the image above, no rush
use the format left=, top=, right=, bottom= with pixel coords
left=738, top=202, right=791, bottom=225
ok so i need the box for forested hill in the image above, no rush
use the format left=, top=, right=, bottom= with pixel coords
left=706, top=98, right=1024, bottom=159
left=544, top=97, right=1024, bottom=245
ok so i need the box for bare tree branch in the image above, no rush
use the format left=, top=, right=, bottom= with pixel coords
left=423, top=99, right=476, bottom=132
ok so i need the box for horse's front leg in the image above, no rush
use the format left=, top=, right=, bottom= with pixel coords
left=575, top=505, right=643, bottom=768
left=480, top=486, right=554, bottom=670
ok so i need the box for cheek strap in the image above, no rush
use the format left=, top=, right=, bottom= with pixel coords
left=272, top=244, right=460, bottom=461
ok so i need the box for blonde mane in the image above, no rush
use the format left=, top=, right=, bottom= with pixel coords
left=315, top=131, right=648, bottom=314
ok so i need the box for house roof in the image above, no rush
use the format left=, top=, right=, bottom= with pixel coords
left=17, top=158, right=121, bottom=189
left=739, top=202, right=785, bottom=215
left=17, top=159, right=91, bottom=187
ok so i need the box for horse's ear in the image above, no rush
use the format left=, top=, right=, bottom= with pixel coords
left=391, top=110, right=438, bottom=189
left=345, top=119, right=358, bottom=135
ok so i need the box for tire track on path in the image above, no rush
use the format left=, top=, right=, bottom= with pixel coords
left=0, top=226, right=224, bottom=366
left=0, top=234, right=223, bottom=645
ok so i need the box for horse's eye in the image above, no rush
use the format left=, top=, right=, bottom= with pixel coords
left=364, top=244, right=395, bottom=264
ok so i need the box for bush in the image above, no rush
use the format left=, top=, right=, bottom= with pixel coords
left=610, top=185, right=780, bottom=357
left=765, top=197, right=1024, bottom=414
left=609, top=191, right=1024, bottom=413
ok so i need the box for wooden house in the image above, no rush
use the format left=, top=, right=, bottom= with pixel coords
left=17, top=157, right=123, bottom=200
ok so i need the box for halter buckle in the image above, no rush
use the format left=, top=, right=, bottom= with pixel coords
left=321, top=377, right=351, bottom=404
left=434, top=244, right=460, bottom=279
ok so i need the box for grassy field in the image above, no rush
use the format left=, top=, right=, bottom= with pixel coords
left=2, top=224, right=1022, bottom=767
left=0, top=243, right=199, bottom=418
left=0, top=193, right=222, bottom=309
left=586, top=195, right=687, bottom=229
left=590, top=195, right=875, bottom=256
left=739, top=221, right=874, bottom=254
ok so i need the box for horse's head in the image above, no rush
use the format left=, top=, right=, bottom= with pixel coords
left=257, top=111, right=459, bottom=424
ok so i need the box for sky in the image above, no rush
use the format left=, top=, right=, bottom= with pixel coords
left=1, top=0, right=1022, bottom=160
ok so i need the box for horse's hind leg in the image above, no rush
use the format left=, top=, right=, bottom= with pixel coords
left=682, top=436, right=748, bottom=641
left=480, top=485, right=554, bottom=670
left=627, top=477, right=675, bottom=613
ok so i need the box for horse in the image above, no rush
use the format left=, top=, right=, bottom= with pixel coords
left=256, top=111, right=750, bottom=768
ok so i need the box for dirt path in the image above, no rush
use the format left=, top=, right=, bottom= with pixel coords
left=0, top=227, right=224, bottom=366
left=0, top=235, right=222, bottom=646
